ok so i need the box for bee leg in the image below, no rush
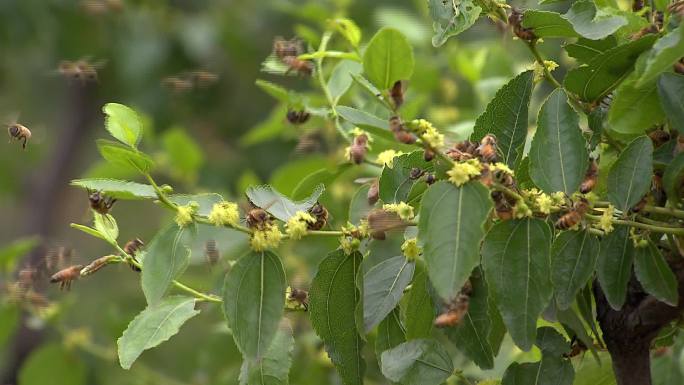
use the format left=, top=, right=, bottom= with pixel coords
left=22, top=136, right=27, bottom=149
left=302, top=302, right=308, bottom=311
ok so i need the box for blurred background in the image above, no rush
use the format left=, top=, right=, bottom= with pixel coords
left=0, top=0, right=620, bottom=384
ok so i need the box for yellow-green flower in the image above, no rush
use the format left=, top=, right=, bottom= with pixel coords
left=401, top=238, right=421, bottom=261
left=599, top=205, right=615, bottom=234
left=490, top=162, right=514, bottom=175
left=421, top=125, right=445, bottom=149
left=383, top=202, right=415, bottom=221
left=536, top=193, right=553, bottom=215
left=447, top=159, right=482, bottom=186
left=175, top=202, right=198, bottom=227
left=340, top=236, right=360, bottom=255
left=286, top=211, right=316, bottom=240
left=377, top=150, right=403, bottom=167
left=551, top=191, right=566, bottom=205
left=410, top=119, right=433, bottom=135
left=514, top=201, right=532, bottom=218
left=208, top=201, right=240, bottom=227
left=250, top=224, right=283, bottom=251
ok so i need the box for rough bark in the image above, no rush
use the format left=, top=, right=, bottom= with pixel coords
left=594, top=255, right=684, bottom=385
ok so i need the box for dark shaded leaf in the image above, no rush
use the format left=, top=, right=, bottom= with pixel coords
left=363, top=256, right=414, bottom=332
left=551, top=230, right=599, bottom=310
left=380, top=339, right=454, bottom=385
left=596, top=226, right=635, bottom=310
left=634, top=241, right=678, bottom=306
left=606, top=136, right=653, bottom=211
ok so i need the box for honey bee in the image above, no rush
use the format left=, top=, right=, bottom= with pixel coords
left=367, top=179, right=380, bottom=205
left=409, top=167, right=425, bottom=180
left=50, top=265, right=84, bottom=290
left=476, top=134, right=499, bottom=163
left=669, top=1, right=684, bottom=18
left=17, top=267, right=38, bottom=291
left=7, top=123, right=32, bottom=149
left=204, top=239, right=220, bottom=265
left=648, top=128, right=671, bottom=148
left=630, top=196, right=648, bottom=213
left=288, top=288, right=309, bottom=311
left=247, top=208, right=272, bottom=230
left=123, top=238, right=144, bottom=271
left=674, top=58, right=684, bottom=75
left=632, top=0, right=645, bottom=11
left=307, top=203, right=329, bottom=230
left=286, top=109, right=310, bottom=125
left=45, top=246, right=74, bottom=272
left=273, top=37, right=303, bottom=60
left=80, top=0, right=123, bottom=15
left=579, top=159, right=599, bottom=194
left=423, top=149, right=435, bottom=162
left=425, top=173, right=436, bottom=185
left=447, top=140, right=477, bottom=161
left=389, top=116, right=416, bottom=144
left=563, top=337, right=588, bottom=358
left=58, top=59, right=105, bottom=83
left=282, top=56, right=314, bottom=76
left=630, top=24, right=659, bottom=40
left=189, top=70, right=219, bottom=87
left=80, top=255, right=116, bottom=276
left=492, top=191, right=514, bottom=221
left=162, top=76, right=194, bottom=93
left=367, top=209, right=407, bottom=237
left=509, top=8, right=537, bottom=41
left=434, top=280, right=472, bottom=327
left=87, top=189, right=116, bottom=215
left=555, top=198, right=589, bottom=230
left=349, top=133, right=369, bottom=164
left=389, top=80, right=406, bottom=109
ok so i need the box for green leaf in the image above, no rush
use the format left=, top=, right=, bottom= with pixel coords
left=328, top=60, right=363, bottom=104
left=70, top=223, right=107, bottom=242
left=254, top=79, right=305, bottom=107
left=564, top=35, right=657, bottom=102
left=363, top=28, right=415, bottom=90
left=309, top=250, right=365, bottom=385
left=564, top=0, right=627, bottom=40
left=245, top=184, right=324, bottom=222
left=240, top=105, right=288, bottom=147
left=103, top=103, right=143, bottom=148
left=503, top=357, right=574, bottom=385
left=380, top=339, right=454, bottom=385
left=168, top=193, right=224, bottom=217
left=97, top=139, right=155, bottom=174
left=349, top=184, right=375, bottom=225
left=375, top=308, right=406, bottom=357
left=0, top=303, right=19, bottom=348
left=658, top=73, right=684, bottom=135
left=596, top=226, right=635, bottom=310
left=93, top=212, right=119, bottom=244
left=419, top=181, right=492, bottom=300
left=0, top=236, right=39, bottom=272
left=70, top=178, right=157, bottom=200
left=223, top=251, right=286, bottom=360
left=663, top=153, right=684, bottom=203
left=551, top=230, right=599, bottom=310
left=19, top=343, right=86, bottom=385
left=428, top=0, right=482, bottom=47
left=117, top=296, right=200, bottom=369
left=470, top=70, right=535, bottom=167
left=239, top=322, right=294, bottom=385
left=443, top=269, right=495, bottom=369
left=292, top=164, right=351, bottom=201
left=634, top=241, right=678, bottom=306
left=337, top=106, right=388, bottom=130
left=565, top=36, right=617, bottom=63
left=523, top=1, right=626, bottom=40
left=331, top=18, right=362, bottom=48
left=141, top=224, right=191, bottom=305
left=403, top=261, right=435, bottom=340
left=636, top=24, right=684, bottom=87
left=482, top=218, right=553, bottom=351
left=363, top=256, right=415, bottom=332
left=606, top=136, right=653, bottom=211
left=162, top=127, right=204, bottom=183
left=380, top=151, right=432, bottom=204
left=607, top=68, right=664, bottom=136
left=529, top=89, right=588, bottom=194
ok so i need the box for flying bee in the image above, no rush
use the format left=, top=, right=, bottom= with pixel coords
left=204, top=239, right=220, bottom=266
left=162, top=76, right=194, bottom=93
left=367, top=209, right=407, bottom=239
left=273, top=37, right=303, bottom=60
left=367, top=179, right=380, bottom=205
left=389, top=80, right=406, bottom=109
left=579, top=159, right=599, bottom=194
left=88, top=189, right=116, bottom=215
left=57, top=59, right=105, bottom=83
left=434, top=280, right=472, bottom=328
left=307, top=203, right=329, bottom=230
left=45, top=246, right=74, bottom=272
left=348, top=133, right=369, bottom=164
left=286, top=109, right=310, bottom=125
left=7, top=123, right=32, bottom=149
left=288, top=287, right=309, bottom=311
left=189, top=70, right=219, bottom=87
left=476, top=134, right=498, bottom=163
left=555, top=198, right=589, bottom=230
left=282, top=56, right=314, bottom=76
left=17, top=267, right=38, bottom=291
left=50, top=265, right=84, bottom=290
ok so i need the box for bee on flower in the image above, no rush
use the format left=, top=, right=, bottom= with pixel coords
left=383, top=202, right=415, bottom=221
left=286, top=211, right=317, bottom=240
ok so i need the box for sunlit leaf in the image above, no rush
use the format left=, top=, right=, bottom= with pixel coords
left=523, top=1, right=626, bottom=40
left=93, top=212, right=119, bottom=244
left=428, top=0, right=482, bottom=47
left=419, top=181, right=492, bottom=300
left=103, top=103, right=143, bottom=148
left=328, top=60, right=363, bottom=105
left=223, top=251, right=286, bottom=360
left=117, top=296, right=199, bottom=369
left=245, top=184, right=324, bottom=222
left=97, top=139, right=155, bottom=174
left=161, top=127, right=204, bottom=183
left=636, top=24, right=684, bottom=86
left=608, top=66, right=664, bottom=136
left=380, top=339, right=454, bottom=385
left=70, top=178, right=157, bottom=200
left=363, top=28, right=414, bottom=90
left=330, top=18, right=362, bottom=48
left=363, top=256, right=414, bottom=332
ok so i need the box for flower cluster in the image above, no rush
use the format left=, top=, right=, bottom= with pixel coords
left=411, top=119, right=444, bottom=149
left=208, top=201, right=240, bottom=227
left=599, top=205, right=615, bottom=233
left=376, top=149, right=404, bottom=167
left=401, top=238, right=421, bottom=261
left=489, top=162, right=514, bottom=175
left=250, top=225, right=283, bottom=251
left=286, top=211, right=316, bottom=240
left=383, top=202, right=415, bottom=221
left=513, top=201, right=532, bottom=218
left=447, top=159, right=482, bottom=186
left=175, top=202, right=199, bottom=227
